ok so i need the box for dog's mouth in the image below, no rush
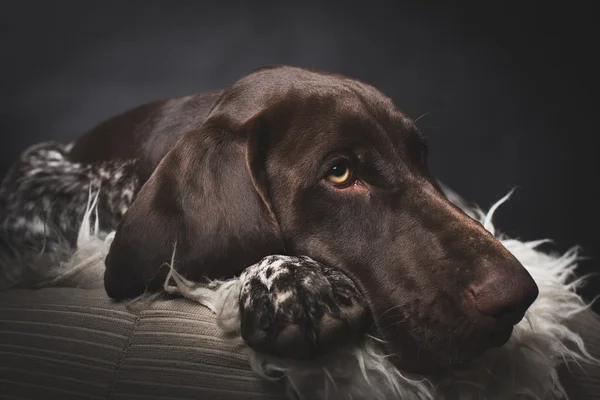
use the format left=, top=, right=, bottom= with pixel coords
left=371, top=308, right=523, bottom=375
left=456, top=325, right=515, bottom=365
left=487, top=325, right=515, bottom=348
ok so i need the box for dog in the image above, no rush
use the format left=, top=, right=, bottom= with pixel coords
left=0, top=65, right=539, bottom=374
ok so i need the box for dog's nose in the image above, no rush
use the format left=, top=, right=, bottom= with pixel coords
left=468, top=263, right=539, bottom=322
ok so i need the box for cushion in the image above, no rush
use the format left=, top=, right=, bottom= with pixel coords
left=0, top=287, right=287, bottom=400
left=1, top=287, right=599, bottom=399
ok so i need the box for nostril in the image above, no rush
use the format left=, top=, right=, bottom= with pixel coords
left=468, top=267, right=539, bottom=322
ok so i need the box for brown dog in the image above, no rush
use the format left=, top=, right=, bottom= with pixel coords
left=65, top=65, right=539, bottom=373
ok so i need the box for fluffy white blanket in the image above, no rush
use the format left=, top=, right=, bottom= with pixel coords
left=1, top=187, right=596, bottom=400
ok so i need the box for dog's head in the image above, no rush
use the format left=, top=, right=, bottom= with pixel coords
left=104, top=65, right=538, bottom=373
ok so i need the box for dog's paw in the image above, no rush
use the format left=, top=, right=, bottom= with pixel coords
left=239, top=255, right=368, bottom=360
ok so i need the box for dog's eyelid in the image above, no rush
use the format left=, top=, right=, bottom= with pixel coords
left=321, top=153, right=356, bottom=172
left=328, top=153, right=352, bottom=162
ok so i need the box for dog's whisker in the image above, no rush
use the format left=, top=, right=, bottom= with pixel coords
left=378, top=317, right=406, bottom=333
left=375, top=304, right=402, bottom=320
left=413, top=111, right=432, bottom=125
left=417, top=342, right=424, bottom=362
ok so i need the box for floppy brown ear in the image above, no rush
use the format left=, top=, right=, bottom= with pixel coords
left=104, top=114, right=284, bottom=300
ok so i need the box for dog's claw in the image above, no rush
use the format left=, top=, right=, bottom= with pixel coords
left=239, top=255, right=368, bottom=360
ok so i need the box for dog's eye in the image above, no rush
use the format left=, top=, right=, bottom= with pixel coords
left=326, top=162, right=353, bottom=186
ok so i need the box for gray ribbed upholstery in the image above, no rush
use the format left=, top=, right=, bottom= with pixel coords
left=0, top=288, right=286, bottom=400
left=0, top=288, right=598, bottom=399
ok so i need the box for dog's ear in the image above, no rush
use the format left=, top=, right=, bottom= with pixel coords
left=103, top=113, right=284, bottom=300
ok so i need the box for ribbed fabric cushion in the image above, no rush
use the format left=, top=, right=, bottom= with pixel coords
left=0, top=288, right=286, bottom=400
left=0, top=287, right=598, bottom=399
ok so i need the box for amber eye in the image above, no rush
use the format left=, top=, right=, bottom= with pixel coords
left=326, top=162, right=353, bottom=185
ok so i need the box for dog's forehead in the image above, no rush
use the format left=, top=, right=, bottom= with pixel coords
left=283, top=90, right=416, bottom=157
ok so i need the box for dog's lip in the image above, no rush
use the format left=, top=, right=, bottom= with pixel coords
left=439, top=327, right=515, bottom=371
left=488, top=325, right=514, bottom=348
left=375, top=325, right=516, bottom=375
left=506, top=310, right=528, bottom=326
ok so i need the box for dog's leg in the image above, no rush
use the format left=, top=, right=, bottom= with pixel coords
left=239, top=255, right=368, bottom=360
left=0, top=142, right=140, bottom=287
left=163, top=254, right=369, bottom=358
left=0, top=142, right=140, bottom=248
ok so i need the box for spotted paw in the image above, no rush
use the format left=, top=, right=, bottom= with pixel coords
left=239, top=255, right=368, bottom=360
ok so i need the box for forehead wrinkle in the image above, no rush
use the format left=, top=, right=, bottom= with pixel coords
left=339, top=84, right=411, bottom=162
left=342, top=98, right=408, bottom=177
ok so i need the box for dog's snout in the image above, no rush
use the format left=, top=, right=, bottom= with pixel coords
left=468, top=262, right=539, bottom=322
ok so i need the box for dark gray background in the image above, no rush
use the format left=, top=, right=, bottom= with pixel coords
left=2, top=0, right=598, bottom=307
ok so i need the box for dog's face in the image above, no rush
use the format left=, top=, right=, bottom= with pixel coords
left=239, top=70, right=538, bottom=372
left=105, top=66, right=538, bottom=374
left=260, top=83, right=538, bottom=372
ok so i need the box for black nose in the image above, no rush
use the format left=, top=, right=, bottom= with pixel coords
left=468, top=262, right=539, bottom=323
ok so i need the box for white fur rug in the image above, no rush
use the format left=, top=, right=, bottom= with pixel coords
left=0, top=187, right=596, bottom=400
